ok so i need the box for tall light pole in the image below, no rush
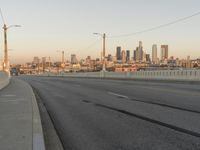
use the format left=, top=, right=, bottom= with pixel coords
left=62, top=51, right=64, bottom=65
left=3, top=24, right=21, bottom=72
left=57, top=50, right=65, bottom=71
left=94, top=33, right=106, bottom=71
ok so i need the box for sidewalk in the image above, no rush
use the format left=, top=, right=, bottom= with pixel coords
left=0, top=77, right=45, bottom=150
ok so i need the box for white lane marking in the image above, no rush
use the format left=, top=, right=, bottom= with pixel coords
left=0, top=99, right=25, bottom=102
left=108, top=92, right=129, bottom=99
left=1, top=94, right=16, bottom=97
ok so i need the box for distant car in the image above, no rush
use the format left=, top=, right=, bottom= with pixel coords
left=10, top=68, right=19, bottom=76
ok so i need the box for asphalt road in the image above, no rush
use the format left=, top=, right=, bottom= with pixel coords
left=19, top=76, right=200, bottom=150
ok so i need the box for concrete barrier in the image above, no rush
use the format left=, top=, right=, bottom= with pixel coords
left=42, top=69, right=200, bottom=82
left=0, top=71, right=10, bottom=90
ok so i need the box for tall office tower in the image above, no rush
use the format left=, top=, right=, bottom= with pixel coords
left=42, top=57, right=46, bottom=64
left=126, top=50, right=130, bottom=62
left=152, top=44, right=157, bottom=64
left=116, top=46, right=122, bottom=61
left=143, top=51, right=146, bottom=62
left=107, top=54, right=112, bottom=61
left=33, top=56, right=39, bottom=64
left=161, top=45, right=168, bottom=61
left=122, top=50, right=126, bottom=63
left=86, top=56, right=91, bottom=64
left=138, top=41, right=143, bottom=61
left=133, top=50, right=136, bottom=61
left=139, top=41, right=142, bottom=48
left=135, top=41, right=144, bottom=62
left=71, top=54, right=77, bottom=64
left=135, top=47, right=140, bottom=62
left=139, top=41, right=144, bottom=62
left=146, top=54, right=150, bottom=62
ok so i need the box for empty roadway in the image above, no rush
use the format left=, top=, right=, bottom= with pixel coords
left=19, top=76, right=200, bottom=150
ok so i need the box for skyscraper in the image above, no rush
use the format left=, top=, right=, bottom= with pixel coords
left=135, top=41, right=144, bottom=62
left=122, top=50, right=126, bottom=63
left=126, top=50, right=130, bottom=62
left=146, top=54, right=150, bottom=63
left=138, top=41, right=143, bottom=61
left=116, top=46, right=122, bottom=61
left=152, top=44, right=157, bottom=64
left=71, top=54, right=77, bottom=64
left=161, top=45, right=168, bottom=61
left=133, top=50, right=136, bottom=61
left=32, top=56, right=39, bottom=64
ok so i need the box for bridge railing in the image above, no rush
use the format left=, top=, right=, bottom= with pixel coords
left=43, top=69, right=200, bottom=81
left=104, top=70, right=200, bottom=81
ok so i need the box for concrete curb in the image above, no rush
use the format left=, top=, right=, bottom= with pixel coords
left=0, top=77, right=10, bottom=89
left=0, top=71, right=10, bottom=90
left=24, top=80, right=46, bottom=150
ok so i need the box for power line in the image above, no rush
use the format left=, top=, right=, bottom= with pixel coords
left=0, top=8, right=5, bottom=24
left=109, top=11, right=200, bottom=38
left=84, top=39, right=101, bottom=51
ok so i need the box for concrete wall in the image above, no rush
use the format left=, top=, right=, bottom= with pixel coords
left=43, top=70, right=200, bottom=81
left=0, top=71, right=10, bottom=90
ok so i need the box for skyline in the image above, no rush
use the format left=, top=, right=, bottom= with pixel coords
left=1, top=0, right=200, bottom=64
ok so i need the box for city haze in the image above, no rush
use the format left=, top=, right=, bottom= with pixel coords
left=1, top=0, right=200, bottom=64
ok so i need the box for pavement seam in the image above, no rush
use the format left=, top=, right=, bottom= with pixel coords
left=94, top=103, right=200, bottom=138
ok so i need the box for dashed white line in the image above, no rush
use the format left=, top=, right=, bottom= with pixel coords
left=107, top=92, right=129, bottom=99
left=1, top=94, right=16, bottom=97
left=0, top=99, right=25, bottom=102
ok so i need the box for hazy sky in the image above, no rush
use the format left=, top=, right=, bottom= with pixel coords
left=1, top=0, right=200, bottom=63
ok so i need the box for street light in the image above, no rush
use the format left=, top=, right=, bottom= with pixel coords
left=57, top=50, right=65, bottom=65
left=94, top=33, right=106, bottom=71
left=57, top=50, right=65, bottom=72
left=3, top=24, right=21, bottom=72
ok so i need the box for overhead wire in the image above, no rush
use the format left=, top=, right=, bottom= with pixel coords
left=0, top=8, right=5, bottom=24
left=109, top=11, right=200, bottom=38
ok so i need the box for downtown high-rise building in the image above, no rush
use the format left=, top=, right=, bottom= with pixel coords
left=32, top=56, right=39, bottom=64
left=71, top=54, right=78, bottom=64
left=122, top=50, right=126, bottom=63
left=152, top=44, right=157, bottom=64
left=145, top=54, right=150, bottom=63
left=139, top=41, right=143, bottom=61
left=116, top=46, right=122, bottom=61
left=133, top=50, right=136, bottom=61
left=126, top=50, right=130, bottom=62
left=135, top=41, right=144, bottom=62
left=161, top=45, right=168, bottom=61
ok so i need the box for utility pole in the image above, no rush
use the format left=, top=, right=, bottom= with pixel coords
left=62, top=51, right=64, bottom=64
left=94, top=33, right=106, bottom=71
left=102, top=33, right=106, bottom=71
left=2, top=24, right=21, bottom=72
left=0, top=9, right=20, bottom=72
left=48, top=56, right=51, bottom=74
left=3, top=24, right=8, bottom=71
left=48, top=57, right=51, bottom=69
left=37, top=58, right=40, bottom=74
